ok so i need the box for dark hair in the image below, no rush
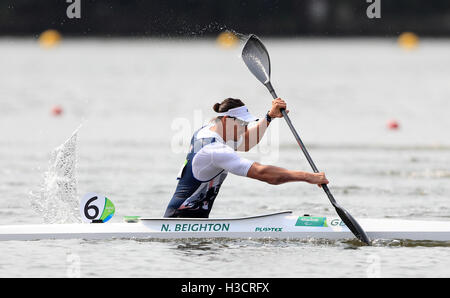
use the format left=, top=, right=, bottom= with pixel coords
left=213, top=98, right=245, bottom=113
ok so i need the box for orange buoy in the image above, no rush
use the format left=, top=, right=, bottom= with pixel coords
left=39, top=30, right=62, bottom=48
left=398, top=32, right=419, bottom=50
left=216, top=31, right=239, bottom=48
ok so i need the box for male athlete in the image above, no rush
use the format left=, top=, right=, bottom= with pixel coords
left=164, top=98, right=328, bottom=218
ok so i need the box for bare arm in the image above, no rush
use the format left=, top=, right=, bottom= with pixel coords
left=236, top=118, right=270, bottom=152
left=236, top=98, right=289, bottom=152
left=247, top=162, right=329, bottom=186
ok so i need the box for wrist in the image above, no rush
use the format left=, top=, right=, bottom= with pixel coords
left=304, top=172, right=314, bottom=183
left=266, top=111, right=273, bottom=123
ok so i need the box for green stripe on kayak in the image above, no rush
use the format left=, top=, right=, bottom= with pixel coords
left=295, top=216, right=328, bottom=227
left=123, top=216, right=141, bottom=223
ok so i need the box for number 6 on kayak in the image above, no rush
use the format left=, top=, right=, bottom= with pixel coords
left=80, top=193, right=115, bottom=223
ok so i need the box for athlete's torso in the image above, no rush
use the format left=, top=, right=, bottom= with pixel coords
left=164, top=125, right=253, bottom=218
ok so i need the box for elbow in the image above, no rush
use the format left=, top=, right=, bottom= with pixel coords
left=248, top=163, right=285, bottom=185
left=257, top=166, right=283, bottom=185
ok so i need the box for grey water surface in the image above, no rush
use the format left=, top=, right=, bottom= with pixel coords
left=0, top=38, right=449, bottom=277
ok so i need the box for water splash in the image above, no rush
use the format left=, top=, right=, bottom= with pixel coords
left=30, top=126, right=82, bottom=224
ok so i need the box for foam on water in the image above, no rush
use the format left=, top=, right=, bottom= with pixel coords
left=29, top=127, right=81, bottom=224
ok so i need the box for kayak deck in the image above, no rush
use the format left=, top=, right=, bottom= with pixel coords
left=1, top=211, right=450, bottom=242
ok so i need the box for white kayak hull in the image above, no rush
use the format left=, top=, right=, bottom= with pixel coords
left=1, top=211, right=449, bottom=242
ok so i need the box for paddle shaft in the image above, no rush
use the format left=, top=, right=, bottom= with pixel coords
left=265, top=82, right=337, bottom=206
left=241, top=34, right=369, bottom=243
left=265, top=82, right=370, bottom=244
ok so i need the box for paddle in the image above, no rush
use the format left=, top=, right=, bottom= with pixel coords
left=241, top=34, right=371, bottom=245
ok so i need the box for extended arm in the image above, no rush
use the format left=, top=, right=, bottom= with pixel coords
left=247, top=162, right=329, bottom=186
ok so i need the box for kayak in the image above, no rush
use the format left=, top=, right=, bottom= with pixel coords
left=1, top=211, right=449, bottom=242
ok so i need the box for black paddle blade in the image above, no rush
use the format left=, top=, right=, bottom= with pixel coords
left=242, top=34, right=272, bottom=85
left=334, top=204, right=371, bottom=245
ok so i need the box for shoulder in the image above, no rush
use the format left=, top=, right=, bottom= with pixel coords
left=194, top=142, right=233, bottom=159
left=202, top=142, right=234, bottom=155
left=193, top=143, right=236, bottom=167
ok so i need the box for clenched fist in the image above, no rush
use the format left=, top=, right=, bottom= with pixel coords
left=268, top=98, right=289, bottom=118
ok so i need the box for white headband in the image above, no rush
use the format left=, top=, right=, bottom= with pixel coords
left=217, top=106, right=258, bottom=122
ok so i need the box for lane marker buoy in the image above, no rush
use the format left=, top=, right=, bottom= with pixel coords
left=398, top=32, right=419, bottom=50
left=216, top=31, right=238, bottom=48
left=387, top=119, right=400, bottom=130
left=39, top=29, right=62, bottom=48
left=51, top=105, right=63, bottom=116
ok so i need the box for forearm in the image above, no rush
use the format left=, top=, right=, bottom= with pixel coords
left=262, top=165, right=309, bottom=185
left=248, top=163, right=311, bottom=185
left=237, top=117, right=270, bottom=152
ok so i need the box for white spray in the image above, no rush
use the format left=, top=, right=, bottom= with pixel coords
left=30, top=126, right=82, bottom=224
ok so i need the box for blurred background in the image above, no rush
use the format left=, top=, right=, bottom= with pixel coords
left=2, top=0, right=450, bottom=37
left=1, top=0, right=450, bottom=277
